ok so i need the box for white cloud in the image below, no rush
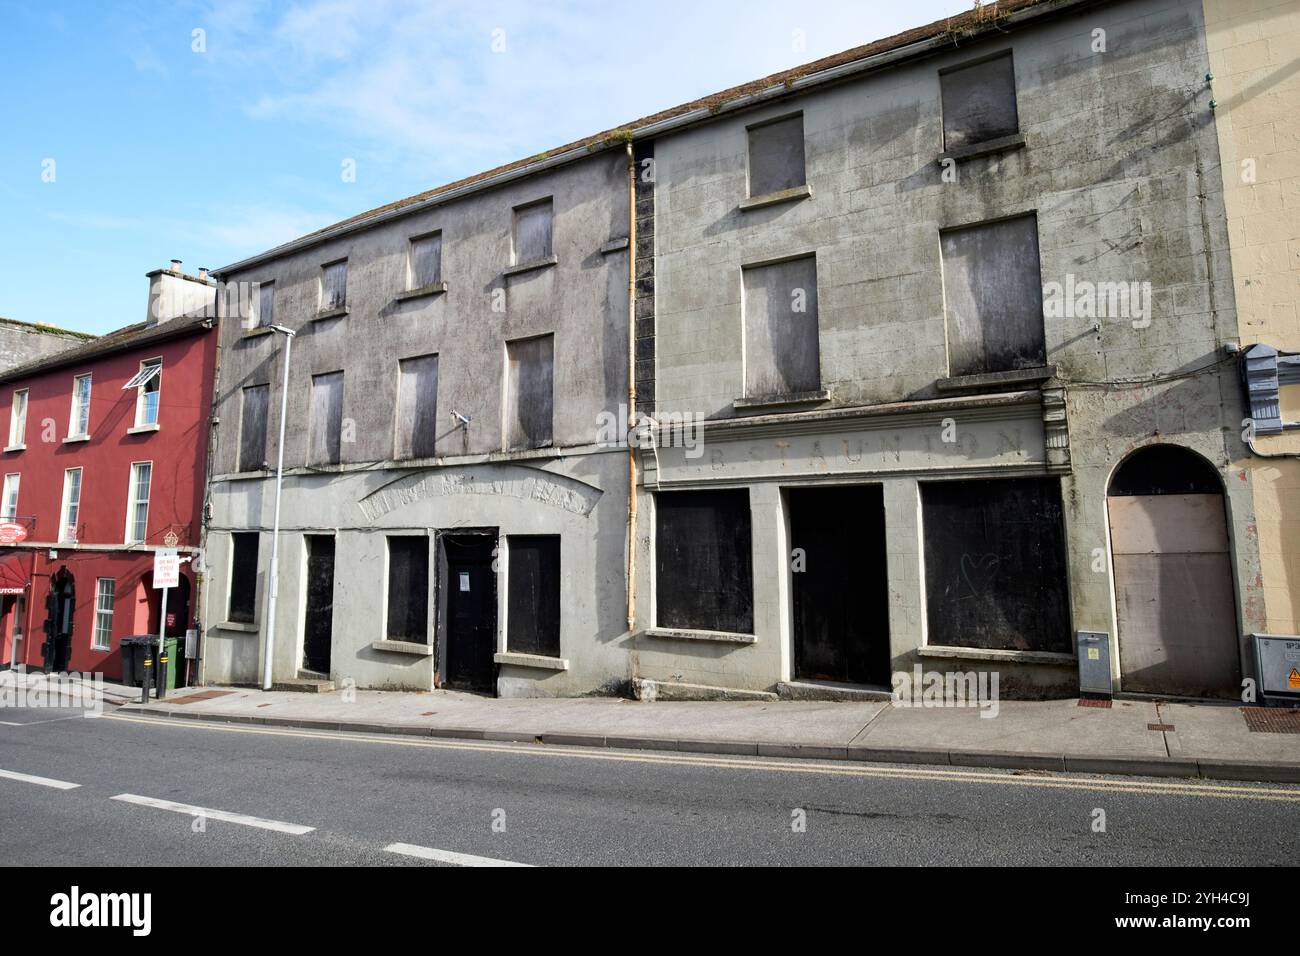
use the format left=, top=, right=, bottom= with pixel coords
left=204, top=0, right=973, bottom=179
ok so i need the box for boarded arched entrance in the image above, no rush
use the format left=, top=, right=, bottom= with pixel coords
left=1107, top=445, right=1240, bottom=698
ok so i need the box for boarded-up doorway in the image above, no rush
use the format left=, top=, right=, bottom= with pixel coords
left=438, top=532, right=497, bottom=693
left=302, top=535, right=335, bottom=675
left=1108, top=446, right=1240, bottom=699
left=789, top=486, right=890, bottom=686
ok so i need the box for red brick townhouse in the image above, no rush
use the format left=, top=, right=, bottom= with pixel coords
left=0, top=264, right=217, bottom=681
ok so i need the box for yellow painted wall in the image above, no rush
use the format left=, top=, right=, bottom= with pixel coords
left=1205, top=0, right=1300, bottom=633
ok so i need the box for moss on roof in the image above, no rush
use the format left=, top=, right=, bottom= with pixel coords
left=0, top=316, right=97, bottom=340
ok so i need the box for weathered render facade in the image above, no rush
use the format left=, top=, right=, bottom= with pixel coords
left=630, top=0, right=1262, bottom=700
left=202, top=0, right=1280, bottom=701
left=203, top=150, right=634, bottom=693
left=0, top=317, right=94, bottom=374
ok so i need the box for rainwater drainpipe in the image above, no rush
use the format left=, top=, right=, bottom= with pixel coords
left=626, top=141, right=638, bottom=633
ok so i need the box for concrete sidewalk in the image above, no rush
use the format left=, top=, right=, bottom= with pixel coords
left=111, top=684, right=1300, bottom=783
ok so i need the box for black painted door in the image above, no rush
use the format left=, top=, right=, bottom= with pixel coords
left=443, top=535, right=497, bottom=692
left=790, top=486, right=890, bottom=686
left=302, top=535, right=335, bottom=675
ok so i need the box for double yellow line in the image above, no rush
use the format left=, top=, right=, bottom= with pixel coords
left=104, top=712, right=1300, bottom=803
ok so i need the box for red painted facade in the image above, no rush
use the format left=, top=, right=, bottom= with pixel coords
left=0, top=313, right=216, bottom=681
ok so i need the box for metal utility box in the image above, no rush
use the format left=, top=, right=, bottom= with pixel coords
left=1076, top=630, right=1112, bottom=697
left=1251, top=633, right=1300, bottom=708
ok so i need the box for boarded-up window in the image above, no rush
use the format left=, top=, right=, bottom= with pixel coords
left=507, top=536, right=561, bottom=657
left=321, top=260, right=348, bottom=311
left=257, top=281, right=274, bottom=327
left=655, top=490, right=753, bottom=634
left=228, top=532, right=259, bottom=624
left=409, top=233, right=442, bottom=289
left=396, top=354, right=439, bottom=459
left=239, top=384, right=270, bottom=472
left=386, top=536, right=429, bottom=643
left=921, top=478, right=1070, bottom=653
left=513, top=199, right=553, bottom=265
left=940, top=215, right=1045, bottom=377
left=941, top=53, right=1019, bottom=150
left=743, top=256, right=820, bottom=398
left=309, top=371, right=344, bottom=465
left=505, top=335, right=553, bottom=449
left=748, top=114, right=806, bottom=196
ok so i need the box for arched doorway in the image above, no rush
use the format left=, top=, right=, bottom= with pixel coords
left=1107, top=445, right=1240, bottom=699
left=42, top=567, right=76, bottom=673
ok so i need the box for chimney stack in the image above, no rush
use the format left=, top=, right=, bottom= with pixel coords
left=147, top=258, right=216, bottom=326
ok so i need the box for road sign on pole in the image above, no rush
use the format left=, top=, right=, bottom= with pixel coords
left=153, top=548, right=180, bottom=589
left=152, top=548, right=180, bottom=700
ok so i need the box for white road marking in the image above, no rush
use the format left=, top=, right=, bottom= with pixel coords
left=0, top=713, right=101, bottom=726
left=0, top=768, right=81, bottom=790
left=110, top=793, right=315, bottom=835
left=384, top=842, right=533, bottom=867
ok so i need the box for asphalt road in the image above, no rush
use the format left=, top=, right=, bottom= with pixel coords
left=1, top=704, right=1298, bottom=867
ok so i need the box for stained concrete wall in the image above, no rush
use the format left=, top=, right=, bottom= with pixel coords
left=204, top=151, right=633, bottom=693
left=635, top=0, right=1263, bottom=696
left=201, top=0, right=1270, bottom=700
left=1204, top=0, right=1300, bottom=635
left=0, top=320, right=92, bottom=375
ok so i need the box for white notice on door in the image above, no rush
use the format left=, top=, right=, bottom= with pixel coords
left=459, top=572, right=470, bottom=592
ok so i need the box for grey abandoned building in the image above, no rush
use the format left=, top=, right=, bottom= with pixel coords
left=201, top=0, right=1270, bottom=701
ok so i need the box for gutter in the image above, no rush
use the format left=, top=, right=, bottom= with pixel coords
left=212, top=0, right=1097, bottom=279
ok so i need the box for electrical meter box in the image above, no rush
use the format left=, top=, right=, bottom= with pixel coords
left=1251, top=633, right=1300, bottom=707
left=1076, top=630, right=1112, bottom=697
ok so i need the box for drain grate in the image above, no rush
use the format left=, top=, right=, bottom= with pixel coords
left=1242, top=707, right=1300, bottom=734
left=1078, top=698, right=1112, bottom=709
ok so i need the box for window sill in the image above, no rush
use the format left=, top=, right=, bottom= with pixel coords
left=917, top=645, right=1075, bottom=666
left=91, top=644, right=111, bottom=653
left=503, top=255, right=557, bottom=278
left=738, top=183, right=812, bottom=211
left=938, top=132, right=1026, bottom=164
left=62, top=435, right=89, bottom=444
left=242, top=326, right=275, bottom=338
left=733, top=389, right=829, bottom=411
left=313, top=307, right=349, bottom=322
left=127, top=423, right=160, bottom=435
left=599, top=237, right=629, bottom=255
left=935, top=365, right=1055, bottom=393
left=640, top=627, right=756, bottom=646
left=393, top=281, right=448, bottom=303
left=218, top=621, right=259, bottom=634
left=370, top=639, right=433, bottom=657
left=3, top=445, right=24, bottom=453
left=494, top=651, right=569, bottom=671
left=504, top=439, right=554, bottom=454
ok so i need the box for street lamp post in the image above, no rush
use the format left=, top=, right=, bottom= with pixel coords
left=261, top=324, right=296, bottom=691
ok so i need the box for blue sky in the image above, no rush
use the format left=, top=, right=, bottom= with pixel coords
left=0, top=0, right=971, bottom=334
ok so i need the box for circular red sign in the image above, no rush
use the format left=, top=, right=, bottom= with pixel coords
left=0, top=522, right=28, bottom=545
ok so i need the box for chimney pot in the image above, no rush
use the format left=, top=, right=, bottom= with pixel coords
left=170, top=259, right=182, bottom=273
left=198, top=267, right=208, bottom=281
